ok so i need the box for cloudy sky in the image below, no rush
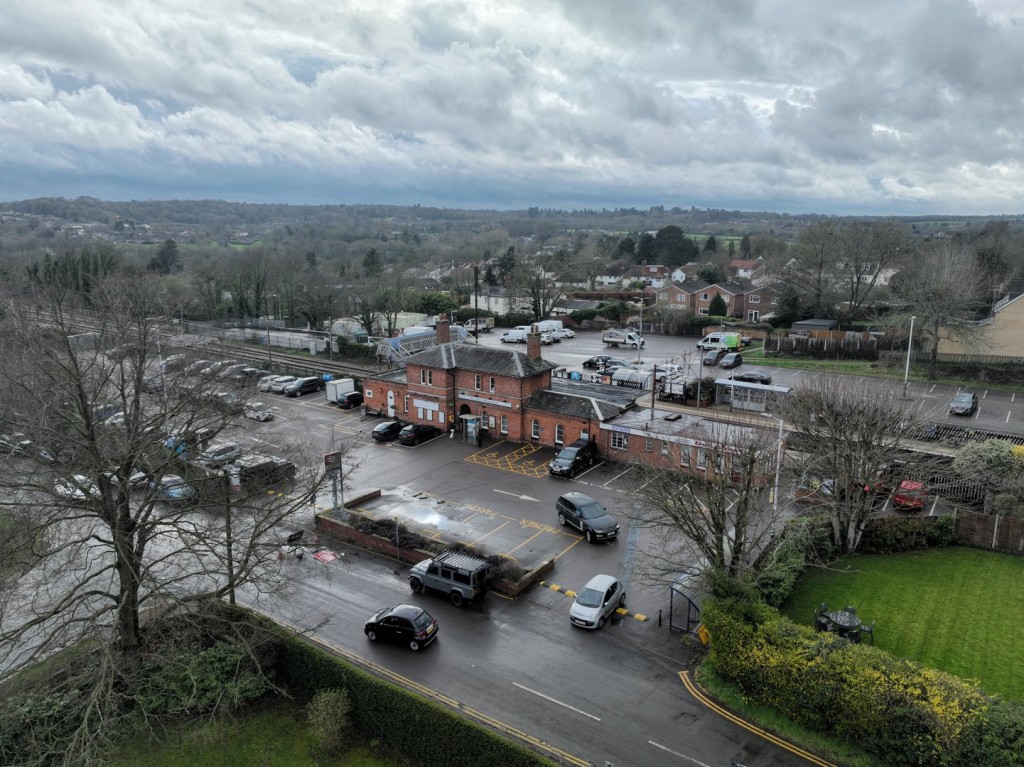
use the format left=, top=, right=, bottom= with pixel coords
left=1, top=0, right=1022, bottom=214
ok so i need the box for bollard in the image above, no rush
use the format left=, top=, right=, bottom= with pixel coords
left=658, top=609, right=663, bottom=627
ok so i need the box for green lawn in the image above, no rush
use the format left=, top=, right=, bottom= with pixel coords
left=780, top=546, right=1024, bottom=701
left=111, top=694, right=405, bottom=767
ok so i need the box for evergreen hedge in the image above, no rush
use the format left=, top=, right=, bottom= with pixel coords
left=276, top=634, right=556, bottom=767
left=701, top=598, right=1024, bottom=766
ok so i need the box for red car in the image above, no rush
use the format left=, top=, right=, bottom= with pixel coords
left=893, top=480, right=927, bottom=510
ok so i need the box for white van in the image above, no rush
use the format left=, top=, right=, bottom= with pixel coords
left=500, top=328, right=529, bottom=343
left=533, top=319, right=565, bottom=338
left=697, top=332, right=742, bottom=352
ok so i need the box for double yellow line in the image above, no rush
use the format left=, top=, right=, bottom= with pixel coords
left=679, top=671, right=835, bottom=766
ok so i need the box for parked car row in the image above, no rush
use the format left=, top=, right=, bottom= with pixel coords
left=370, top=419, right=444, bottom=445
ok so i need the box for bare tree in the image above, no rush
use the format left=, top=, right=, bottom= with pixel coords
left=511, top=261, right=564, bottom=320
left=0, top=275, right=335, bottom=762
left=630, top=420, right=786, bottom=590
left=784, top=220, right=842, bottom=318
left=889, top=240, right=988, bottom=378
left=779, top=375, right=941, bottom=553
left=835, top=220, right=909, bottom=321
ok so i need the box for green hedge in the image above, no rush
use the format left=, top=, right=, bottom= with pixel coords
left=701, top=598, right=1019, bottom=766
left=276, top=634, right=556, bottom=767
left=857, top=515, right=957, bottom=554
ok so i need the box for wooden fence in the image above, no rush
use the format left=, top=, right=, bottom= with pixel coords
left=954, top=510, right=1024, bottom=554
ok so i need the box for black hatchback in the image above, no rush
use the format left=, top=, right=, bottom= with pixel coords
left=399, top=423, right=442, bottom=445
left=364, top=604, right=439, bottom=651
left=371, top=420, right=406, bottom=442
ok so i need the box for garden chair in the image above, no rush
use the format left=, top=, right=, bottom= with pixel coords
left=861, top=621, right=875, bottom=644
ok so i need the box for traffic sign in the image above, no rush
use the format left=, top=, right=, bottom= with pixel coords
left=324, top=451, right=341, bottom=470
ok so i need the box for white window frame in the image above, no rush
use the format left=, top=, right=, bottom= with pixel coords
left=531, top=419, right=540, bottom=440
left=698, top=308, right=709, bottom=315
left=696, top=448, right=708, bottom=470
left=489, top=376, right=496, bottom=393
left=680, top=446, right=690, bottom=468
left=748, top=310, right=760, bottom=322
left=554, top=424, right=564, bottom=445
left=749, top=294, right=761, bottom=304
left=611, top=432, right=628, bottom=450
left=500, top=415, right=508, bottom=434
left=474, top=374, right=482, bottom=390
left=700, top=292, right=709, bottom=301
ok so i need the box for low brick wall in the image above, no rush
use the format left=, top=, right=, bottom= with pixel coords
left=315, top=514, right=435, bottom=566
left=315, top=513, right=556, bottom=598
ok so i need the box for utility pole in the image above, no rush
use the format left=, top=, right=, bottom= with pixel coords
left=222, top=470, right=236, bottom=605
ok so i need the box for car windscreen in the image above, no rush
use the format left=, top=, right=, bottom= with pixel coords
left=577, top=501, right=606, bottom=519
left=555, top=447, right=579, bottom=461
left=575, top=587, right=603, bottom=608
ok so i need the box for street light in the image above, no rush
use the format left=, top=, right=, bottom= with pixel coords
left=632, top=298, right=645, bottom=362
left=902, top=315, right=917, bottom=400
left=762, top=413, right=785, bottom=516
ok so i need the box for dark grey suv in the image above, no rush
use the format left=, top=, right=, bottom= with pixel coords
left=556, top=492, right=620, bottom=543
left=283, top=376, right=324, bottom=397
left=548, top=439, right=599, bottom=478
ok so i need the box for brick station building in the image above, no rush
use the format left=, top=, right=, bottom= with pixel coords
left=361, top=316, right=773, bottom=483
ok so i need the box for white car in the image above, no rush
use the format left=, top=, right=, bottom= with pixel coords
left=54, top=474, right=101, bottom=501
left=269, top=375, right=298, bottom=393
left=561, top=328, right=576, bottom=338
left=244, top=402, right=275, bottom=421
left=569, top=574, right=626, bottom=630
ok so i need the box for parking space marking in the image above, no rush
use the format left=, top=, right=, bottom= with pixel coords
left=469, top=519, right=511, bottom=546
left=505, top=529, right=545, bottom=555
left=536, top=579, right=649, bottom=622
left=464, top=441, right=550, bottom=477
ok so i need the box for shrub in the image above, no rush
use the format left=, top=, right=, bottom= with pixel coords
left=702, top=599, right=991, bottom=766
left=306, top=688, right=352, bottom=755
left=857, top=515, right=956, bottom=554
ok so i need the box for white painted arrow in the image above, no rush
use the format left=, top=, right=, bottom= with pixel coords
left=494, top=489, right=540, bottom=502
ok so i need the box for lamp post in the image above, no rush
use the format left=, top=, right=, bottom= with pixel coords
left=633, top=298, right=645, bottom=362
left=762, top=413, right=785, bottom=516
left=902, top=315, right=916, bottom=400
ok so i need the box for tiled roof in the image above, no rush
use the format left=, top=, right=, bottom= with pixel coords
left=523, top=388, right=630, bottom=421
left=406, top=342, right=557, bottom=377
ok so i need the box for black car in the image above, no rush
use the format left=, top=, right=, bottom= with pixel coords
left=364, top=604, right=439, bottom=651
left=582, top=355, right=615, bottom=369
left=548, top=439, right=599, bottom=478
left=719, top=352, right=743, bottom=369
left=556, top=492, right=620, bottom=543
left=283, top=376, right=324, bottom=397
left=399, top=423, right=442, bottom=445
left=371, top=420, right=406, bottom=442
left=731, top=371, right=773, bottom=386
left=948, top=391, right=978, bottom=416
left=337, top=391, right=364, bottom=409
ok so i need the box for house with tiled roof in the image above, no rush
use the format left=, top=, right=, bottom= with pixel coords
left=621, top=263, right=670, bottom=288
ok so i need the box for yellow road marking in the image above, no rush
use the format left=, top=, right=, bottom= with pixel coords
left=469, top=520, right=510, bottom=546
left=504, top=529, right=544, bottom=556
left=679, top=671, right=835, bottom=766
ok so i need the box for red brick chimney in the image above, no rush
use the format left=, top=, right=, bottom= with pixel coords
left=436, top=314, right=451, bottom=344
left=526, top=328, right=542, bottom=360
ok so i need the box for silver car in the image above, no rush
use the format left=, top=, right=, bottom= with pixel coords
left=569, top=574, right=625, bottom=630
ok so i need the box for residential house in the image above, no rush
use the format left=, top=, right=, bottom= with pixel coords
left=938, top=290, right=1024, bottom=357
left=595, top=265, right=628, bottom=288
left=621, top=263, right=670, bottom=289
left=465, top=285, right=532, bottom=316
left=693, top=282, right=747, bottom=318
left=729, top=259, right=764, bottom=281
left=653, top=281, right=710, bottom=313
left=741, top=285, right=780, bottom=323
left=671, top=263, right=701, bottom=283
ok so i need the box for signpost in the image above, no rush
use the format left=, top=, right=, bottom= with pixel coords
left=324, top=451, right=343, bottom=511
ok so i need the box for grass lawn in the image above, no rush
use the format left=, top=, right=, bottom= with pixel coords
left=110, top=694, right=406, bottom=767
left=780, top=546, right=1024, bottom=701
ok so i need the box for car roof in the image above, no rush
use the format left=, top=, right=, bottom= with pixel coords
left=560, top=491, right=598, bottom=504
left=952, top=392, right=975, bottom=399
left=582, top=573, right=618, bottom=591
left=385, top=604, right=428, bottom=619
